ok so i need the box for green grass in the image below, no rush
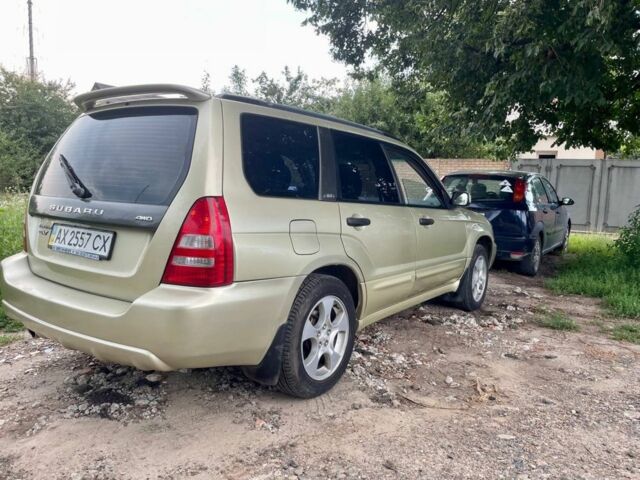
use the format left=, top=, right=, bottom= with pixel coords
left=546, top=234, right=640, bottom=318
left=537, top=311, right=579, bottom=331
left=0, top=193, right=27, bottom=332
left=0, top=333, right=20, bottom=347
left=611, top=324, right=640, bottom=344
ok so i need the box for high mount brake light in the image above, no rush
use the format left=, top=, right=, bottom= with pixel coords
left=161, top=197, right=233, bottom=288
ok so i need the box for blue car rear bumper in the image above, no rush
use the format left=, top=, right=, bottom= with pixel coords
left=494, top=235, right=537, bottom=261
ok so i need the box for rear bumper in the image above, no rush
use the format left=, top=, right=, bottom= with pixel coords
left=494, top=235, right=536, bottom=261
left=0, top=252, right=303, bottom=371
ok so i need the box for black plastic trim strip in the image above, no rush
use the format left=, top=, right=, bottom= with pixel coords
left=318, top=127, right=338, bottom=201
left=29, top=195, right=168, bottom=230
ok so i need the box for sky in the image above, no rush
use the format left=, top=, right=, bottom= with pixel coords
left=0, top=0, right=349, bottom=95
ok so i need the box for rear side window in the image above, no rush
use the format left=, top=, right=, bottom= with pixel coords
left=332, top=131, right=399, bottom=204
left=36, top=106, right=197, bottom=205
left=241, top=114, right=320, bottom=199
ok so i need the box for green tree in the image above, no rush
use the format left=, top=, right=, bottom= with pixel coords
left=254, top=66, right=338, bottom=111
left=330, top=77, right=492, bottom=158
left=220, top=64, right=339, bottom=112
left=217, top=65, right=493, bottom=158
left=0, top=131, right=38, bottom=190
left=289, top=0, right=640, bottom=154
left=0, top=68, right=77, bottom=158
left=224, top=65, right=250, bottom=96
left=200, top=70, right=213, bottom=94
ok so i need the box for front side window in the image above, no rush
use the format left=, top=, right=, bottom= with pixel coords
left=529, top=178, right=550, bottom=204
left=241, top=114, right=320, bottom=199
left=385, top=146, right=443, bottom=208
left=541, top=177, right=559, bottom=203
left=332, top=131, right=399, bottom=204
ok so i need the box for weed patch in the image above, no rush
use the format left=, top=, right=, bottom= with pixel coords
left=538, top=312, right=579, bottom=331
left=546, top=235, right=640, bottom=318
left=611, top=324, right=640, bottom=344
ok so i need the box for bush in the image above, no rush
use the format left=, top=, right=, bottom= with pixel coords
left=615, top=207, right=640, bottom=266
left=0, top=132, right=40, bottom=191
left=0, top=67, right=77, bottom=191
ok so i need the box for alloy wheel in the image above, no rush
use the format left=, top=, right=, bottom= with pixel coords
left=300, top=295, right=350, bottom=381
left=471, top=254, right=488, bottom=302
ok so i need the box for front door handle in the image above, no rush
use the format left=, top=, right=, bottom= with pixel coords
left=419, top=217, right=435, bottom=226
left=346, top=216, right=371, bottom=227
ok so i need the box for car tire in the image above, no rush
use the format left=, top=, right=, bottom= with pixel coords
left=446, top=244, right=489, bottom=312
left=277, top=274, right=357, bottom=398
left=520, top=236, right=542, bottom=276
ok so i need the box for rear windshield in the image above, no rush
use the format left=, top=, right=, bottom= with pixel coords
left=35, top=106, right=197, bottom=205
left=442, top=174, right=520, bottom=204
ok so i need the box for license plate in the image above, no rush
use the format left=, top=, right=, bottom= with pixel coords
left=48, top=224, right=116, bottom=261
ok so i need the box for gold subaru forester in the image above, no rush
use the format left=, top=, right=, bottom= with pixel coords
left=0, top=84, right=495, bottom=398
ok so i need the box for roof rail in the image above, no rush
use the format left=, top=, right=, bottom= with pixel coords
left=216, top=93, right=399, bottom=140
left=74, top=84, right=211, bottom=111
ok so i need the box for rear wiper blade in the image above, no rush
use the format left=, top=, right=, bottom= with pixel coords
left=58, top=154, right=92, bottom=199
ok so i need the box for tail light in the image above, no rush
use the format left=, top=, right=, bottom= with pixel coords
left=513, top=178, right=526, bottom=203
left=162, top=197, right=233, bottom=287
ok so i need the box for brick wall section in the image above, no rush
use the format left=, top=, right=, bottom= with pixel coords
left=425, top=158, right=511, bottom=178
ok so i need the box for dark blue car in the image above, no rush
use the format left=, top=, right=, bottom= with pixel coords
left=442, top=171, right=574, bottom=276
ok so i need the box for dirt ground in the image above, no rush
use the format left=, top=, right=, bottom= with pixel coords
left=0, top=260, right=638, bottom=480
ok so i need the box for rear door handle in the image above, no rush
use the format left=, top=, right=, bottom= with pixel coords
left=419, top=217, right=435, bottom=226
left=346, top=216, right=371, bottom=227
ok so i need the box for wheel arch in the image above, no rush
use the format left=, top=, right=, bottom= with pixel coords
left=476, top=235, right=494, bottom=263
left=532, top=221, right=545, bottom=247
left=242, top=262, right=364, bottom=388
left=311, top=264, right=362, bottom=314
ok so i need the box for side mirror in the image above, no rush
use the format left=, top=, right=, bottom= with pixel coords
left=561, top=197, right=574, bottom=206
left=452, top=191, right=470, bottom=207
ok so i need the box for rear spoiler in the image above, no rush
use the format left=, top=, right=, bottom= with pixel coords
left=73, top=84, right=211, bottom=111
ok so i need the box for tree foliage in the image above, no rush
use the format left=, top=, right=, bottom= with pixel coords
left=0, top=131, right=38, bottom=190
left=289, top=0, right=640, bottom=154
left=0, top=68, right=77, bottom=190
left=0, top=68, right=77, bottom=156
left=214, top=65, right=492, bottom=158
left=222, top=65, right=339, bottom=112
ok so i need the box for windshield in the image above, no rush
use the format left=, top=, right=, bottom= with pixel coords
left=442, top=174, right=522, bottom=205
left=35, top=106, right=197, bottom=205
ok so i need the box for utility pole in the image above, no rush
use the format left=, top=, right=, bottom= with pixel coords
left=26, top=0, right=37, bottom=80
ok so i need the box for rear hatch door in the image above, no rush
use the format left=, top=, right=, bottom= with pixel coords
left=27, top=105, right=199, bottom=301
